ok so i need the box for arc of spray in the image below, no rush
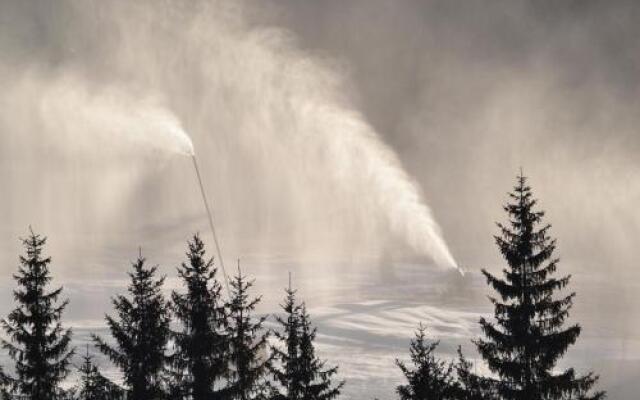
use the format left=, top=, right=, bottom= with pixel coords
left=191, top=154, right=231, bottom=295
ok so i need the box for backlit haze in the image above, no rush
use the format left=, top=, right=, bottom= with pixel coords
left=0, top=1, right=639, bottom=398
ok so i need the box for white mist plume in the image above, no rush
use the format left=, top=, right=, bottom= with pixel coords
left=279, top=101, right=459, bottom=269
left=39, top=76, right=194, bottom=156
left=0, top=0, right=457, bottom=271
left=169, top=4, right=459, bottom=270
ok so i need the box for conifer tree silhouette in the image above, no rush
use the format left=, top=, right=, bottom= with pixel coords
left=453, top=348, right=492, bottom=400
left=227, top=262, right=271, bottom=400
left=93, top=251, right=170, bottom=400
left=476, top=173, right=604, bottom=400
left=297, top=304, right=344, bottom=400
left=270, top=275, right=302, bottom=400
left=271, top=275, right=344, bottom=400
left=1, top=229, right=74, bottom=400
left=170, top=234, right=229, bottom=400
left=76, top=345, right=124, bottom=400
left=396, top=324, right=456, bottom=400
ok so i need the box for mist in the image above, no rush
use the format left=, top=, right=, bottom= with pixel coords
left=254, top=2, right=640, bottom=397
left=261, top=0, right=640, bottom=276
left=1, top=1, right=639, bottom=398
left=0, top=0, right=458, bottom=273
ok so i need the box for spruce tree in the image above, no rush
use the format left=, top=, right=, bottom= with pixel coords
left=270, top=277, right=303, bottom=400
left=297, top=304, right=344, bottom=400
left=93, top=252, right=171, bottom=400
left=76, top=346, right=124, bottom=400
left=476, top=173, right=604, bottom=400
left=1, top=229, right=74, bottom=400
left=453, top=348, right=493, bottom=400
left=396, top=324, right=456, bottom=400
left=271, top=278, right=344, bottom=400
left=170, top=234, right=229, bottom=400
left=227, top=263, right=271, bottom=400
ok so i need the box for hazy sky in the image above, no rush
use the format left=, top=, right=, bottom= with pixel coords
left=2, top=0, right=638, bottom=272
left=0, top=1, right=639, bottom=398
left=255, top=0, right=640, bottom=271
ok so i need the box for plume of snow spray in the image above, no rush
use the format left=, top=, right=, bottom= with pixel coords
left=37, top=75, right=195, bottom=157
left=166, top=4, right=461, bottom=273
left=316, top=109, right=461, bottom=272
left=0, top=1, right=460, bottom=274
left=48, top=77, right=233, bottom=284
left=12, top=73, right=232, bottom=281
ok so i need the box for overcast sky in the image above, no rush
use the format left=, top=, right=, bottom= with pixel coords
left=255, top=0, right=640, bottom=269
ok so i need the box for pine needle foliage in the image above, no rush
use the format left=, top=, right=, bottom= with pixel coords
left=270, top=278, right=344, bottom=400
left=227, top=264, right=271, bottom=400
left=76, top=346, right=124, bottom=400
left=170, top=234, right=229, bottom=400
left=396, top=324, right=456, bottom=400
left=270, top=280, right=302, bottom=400
left=475, top=173, right=604, bottom=400
left=92, top=252, right=170, bottom=400
left=297, top=304, right=344, bottom=400
left=453, top=348, right=494, bottom=400
left=1, top=229, right=74, bottom=400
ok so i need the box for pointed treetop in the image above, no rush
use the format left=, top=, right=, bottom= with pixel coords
left=475, top=172, right=605, bottom=400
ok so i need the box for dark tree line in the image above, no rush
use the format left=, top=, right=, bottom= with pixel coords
left=0, top=233, right=343, bottom=400
left=0, top=173, right=605, bottom=400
